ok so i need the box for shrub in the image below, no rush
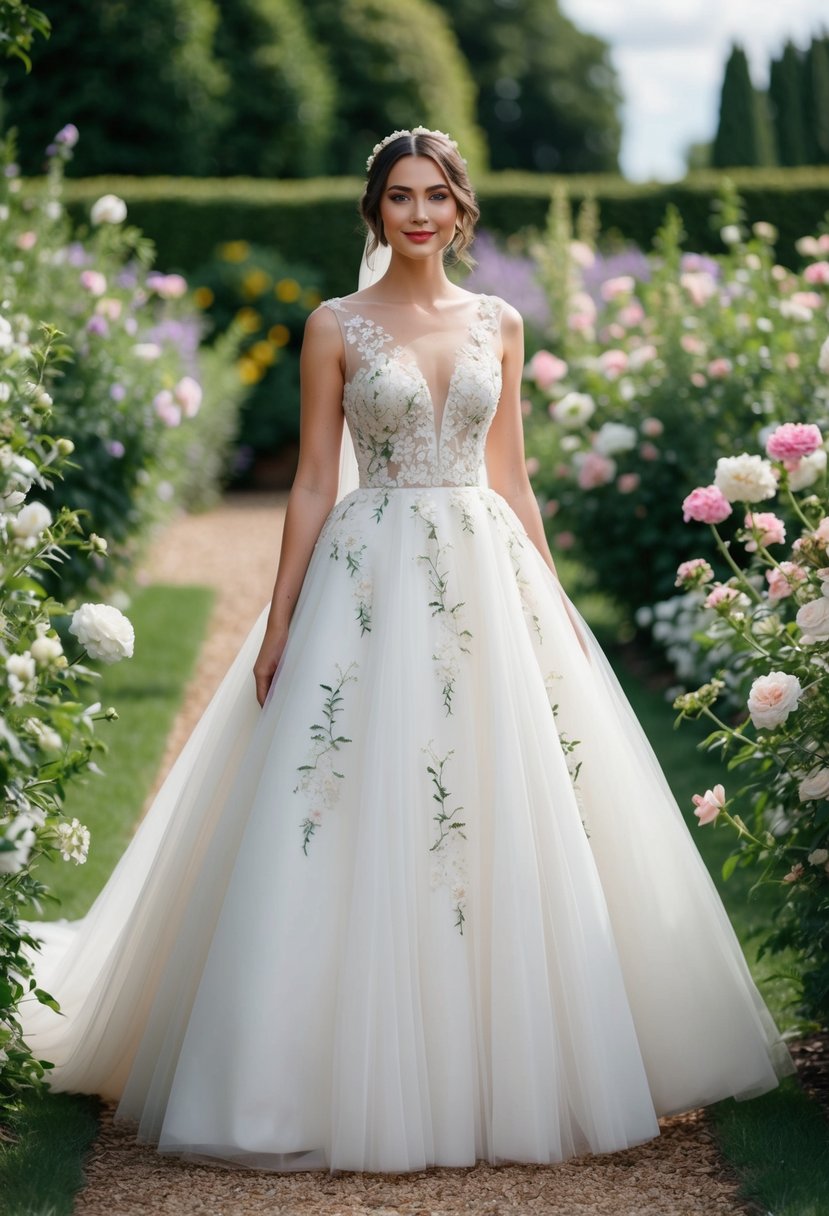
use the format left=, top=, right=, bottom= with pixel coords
left=521, top=185, right=829, bottom=617
left=673, top=421, right=829, bottom=1029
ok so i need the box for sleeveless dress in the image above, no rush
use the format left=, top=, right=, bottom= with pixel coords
left=22, top=291, right=796, bottom=1174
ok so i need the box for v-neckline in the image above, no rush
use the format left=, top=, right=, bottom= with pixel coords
left=362, top=295, right=487, bottom=450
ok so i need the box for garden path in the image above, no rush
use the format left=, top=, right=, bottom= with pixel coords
left=75, top=492, right=755, bottom=1216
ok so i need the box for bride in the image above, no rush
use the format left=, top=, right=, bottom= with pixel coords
left=24, top=126, right=796, bottom=1174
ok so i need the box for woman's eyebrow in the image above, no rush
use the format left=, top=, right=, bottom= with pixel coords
left=385, top=183, right=449, bottom=191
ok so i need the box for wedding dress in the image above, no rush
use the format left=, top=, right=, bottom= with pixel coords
left=22, top=289, right=796, bottom=1174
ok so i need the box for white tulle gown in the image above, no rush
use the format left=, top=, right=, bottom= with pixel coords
left=23, top=290, right=795, bottom=1174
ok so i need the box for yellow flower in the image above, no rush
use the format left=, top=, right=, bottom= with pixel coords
left=235, top=307, right=262, bottom=333
left=249, top=340, right=277, bottom=367
left=268, top=323, right=291, bottom=347
left=237, top=356, right=264, bottom=385
left=302, top=288, right=322, bottom=309
left=275, top=277, right=301, bottom=302
left=193, top=286, right=214, bottom=309
left=220, top=240, right=250, bottom=263
left=241, top=268, right=271, bottom=299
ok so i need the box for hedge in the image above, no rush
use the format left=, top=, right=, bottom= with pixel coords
left=58, top=167, right=829, bottom=297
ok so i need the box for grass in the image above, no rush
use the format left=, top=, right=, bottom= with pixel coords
left=33, top=583, right=215, bottom=920
left=2, top=582, right=214, bottom=1216
left=0, top=1091, right=100, bottom=1216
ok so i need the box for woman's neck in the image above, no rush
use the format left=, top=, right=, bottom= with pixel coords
left=369, top=251, right=464, bottom=306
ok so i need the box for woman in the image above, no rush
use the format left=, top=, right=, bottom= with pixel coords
left=25, top=127, right=795, bottom=1174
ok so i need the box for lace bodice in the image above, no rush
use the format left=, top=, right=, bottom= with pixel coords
left=322, top=293, right=503, bottom=488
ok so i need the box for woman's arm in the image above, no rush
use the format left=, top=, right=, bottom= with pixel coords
left=484, top=302, right=559, bottom=577
left=253, top=305, right=345, bottom=706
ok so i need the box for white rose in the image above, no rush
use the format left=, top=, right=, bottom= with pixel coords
left=789, top=448, right=827, bottom=492
left=551, top=392, right=595, bottom=429
left=593, top=421, right=637, bottom=456
left=747, top=671, right=802, bottom=729
left=132, top=342, right=161, bottom=360
left=90, top=193, right=127, bottom=225
left=721, top=225, right=742, bottom=245
left=69, top=602, right=135, bottom=663
left=55, top=817, right=90, bottom=864
left=27, top=717, right=62, bottom=752
left=11, top=500, right=52, bottom=539
left=6, top=651, right=35, bottom=682
left=800, top=769, right=829, bottom=802
left=714, top=453, right=777, bottom=503
left=808, top=846, right=829, bottom=862
left=31, top=634, right=64, bottom=666
left=796, top=596, right=829, bottom=639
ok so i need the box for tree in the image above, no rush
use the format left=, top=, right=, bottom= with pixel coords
left=0, top=0, right=227, bottom=175
left=304, top=0, right=487, bottom=176
left=712, top=45, right=775, bottom=168
left=212, top=0, right=336, bottom=178
left=440, top=0, right=621, bottom=174
left=769, top=41, right=808, bottom=166
left=805, top=34, right=829, bottom=165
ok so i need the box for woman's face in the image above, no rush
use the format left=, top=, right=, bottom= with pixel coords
left=378, top=155, right=459, bottom=261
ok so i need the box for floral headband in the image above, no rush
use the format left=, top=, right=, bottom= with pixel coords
left=365, top=126, right=465, bottom=174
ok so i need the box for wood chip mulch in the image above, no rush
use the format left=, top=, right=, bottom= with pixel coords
left=70, top=493, right=812, bottom=1215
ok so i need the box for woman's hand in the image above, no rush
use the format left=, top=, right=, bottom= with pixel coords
left=253, top=629, right=288, bottom=708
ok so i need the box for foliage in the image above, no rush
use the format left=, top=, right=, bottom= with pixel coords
left=769, top=42, right=810, bottom=169
left=297, top=0, right=487, bottom=176
left=212, top=0, right=336, bottom=179
left=6, top=130, right=247, bottom=598
left=0, top=0, right=228, bottom=175
left=0, top=321, right=134, bottom=1107
left=713, top=45, right=775, bottom=169
left=520, top=184, right=829, bottom=616
left=673, top=430, right=829, bottom=1029
left=190, top=241, right=323, bottom=458
left=54, top=169, right=829, bottom=302
left=0, top=0, right=49, bottom=72
left=806, top=35, right=829, bottom=167
left=441, top=0, right=621, bottom=174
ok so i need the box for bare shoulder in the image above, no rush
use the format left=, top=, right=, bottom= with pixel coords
left=304, top=301, right=343, bottom=343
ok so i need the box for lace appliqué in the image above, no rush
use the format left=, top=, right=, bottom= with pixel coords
left=412, top=495, right=472, bottom=716
left=543, top=671, right=588, bottom=838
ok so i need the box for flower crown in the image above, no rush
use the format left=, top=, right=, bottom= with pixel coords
left=365, top=126, right=464, bottom=174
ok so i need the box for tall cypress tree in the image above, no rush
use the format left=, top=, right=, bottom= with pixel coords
left=713, top=44, right=774, bottom=168
left=768, top=41, right=808, bottom=166
left=806, top=34, right=829, bottom=164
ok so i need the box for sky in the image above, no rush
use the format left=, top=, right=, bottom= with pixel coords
left=558, top=0, right=829, bottom=180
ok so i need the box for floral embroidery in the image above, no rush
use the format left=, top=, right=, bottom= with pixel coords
left=294, top=662, right=358, bottom=853
left=412, top=497, right=472, bottom=715
left=449, top=489, right=475, bottom=534
left=322, top=295, right=502, bottom=489
left=544, top=670, right=587, bottom=837
left=423, top=743, right=468, bottom=933
left=485, top=494, right=543, bottom=643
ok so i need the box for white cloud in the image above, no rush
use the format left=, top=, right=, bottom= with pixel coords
left=559, top=0, right=829, bottom=179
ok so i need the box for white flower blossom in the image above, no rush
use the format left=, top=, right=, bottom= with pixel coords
left=69, top=603, right=135, bottom=663
left=714, top=453, right=777, bottom=503
left=90, top=194, right=127, bottom=225
left=55, top=817, right=90, bottom=864
left=593, top=421, right=637, bottom=456
left=551, top=392, right=595, bottom=429
left=11, top=500, right=52, bottom=541
left=789, top=448, right=827, bottom=492
left=747, top=671, right=802, bottom=730
left=819, top=336, right=829, bottom=376
left=796, top=596, right=829, bottom=640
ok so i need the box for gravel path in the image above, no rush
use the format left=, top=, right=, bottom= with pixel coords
left=74, top=493, right=759, bottom=1216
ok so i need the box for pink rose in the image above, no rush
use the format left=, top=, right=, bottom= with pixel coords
left=692, top=783, right=725, bottom=826
left=576, top=451, right=616, bottom=490
left=641, top=417, right=664, bottom=438
left=153, top=390, right=182, bottom=428
left=783, top=862, right=805, bottom=883
left=791, top=291, right=822, bottom=310
left=682, top=485, right=733, bottom=525
left=628, top=344, right=657, bottom=370
left=15, top=231, right=36, bottom=251
left=639, top=442, right=659, bottom=461
left=766, top=422, right=823, bottom=469
left=525, top=456, right=540, bottom=477
left=543, top=499, right=559, bottom=518
left=616, top=472, right=640, bottom=494
left=525, top=350, right=568, bottom=389
left=80, top=269, right=107, bottom=295
left=743, top=511, right=786, bottom=552
left=690, top=372, right=707, bottom=388
left=173, top=376, right=202, bottom=418
left=804, top=262, right=829, bottom=285
left=707, top=357, right=732, bottom=379
left=599, top=349, right=628, bottom=378
left=704, top=584, right=744, bottom=610
left=675, top=558, right=714, bottom=588
left=785, top=352, right=801, bottom=370
left=680, top=272, right=717, bottom=308
left=747, top=671, right=802, bottom=729
left=146, top=272, right=188, bottom=299
left=680, top=333, right=706, bottom=356
left=814, top=518, right=829, bottom=548
left=618, top=302, right=645, bottom=328
left=600, top=275, right=635, bottom=300
left=766, top=561, right=807, bottom=602
left=555, top=531, right=575, bottom=550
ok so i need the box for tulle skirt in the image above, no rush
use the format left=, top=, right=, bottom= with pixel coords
left=23, top=485, right=796, bottom=1173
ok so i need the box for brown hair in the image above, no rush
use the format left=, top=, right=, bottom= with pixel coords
left=359, top=132, right=479, bottom=269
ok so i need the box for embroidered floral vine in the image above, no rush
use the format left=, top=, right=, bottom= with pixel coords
left=423, top=743, right=468, bottom=933
left=412, top=497, right=472, bottom=715
left=294, top=662, right=358, bottom=853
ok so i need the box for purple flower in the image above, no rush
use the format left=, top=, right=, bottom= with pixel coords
left=63, top=241, right=91, bottom=268
left=109, top=384, right=126, bottom=402
left=105, top=439, right=126, bottom=458
left=463, top=230, right=550, bottom=330
left=86, top=315, right=109, bottom=337
left=54, top=124, right=80, bottom=147
left=580, top=248, right=651, bottom=307
left=144, top=315, right=204, bottom=376
left=680, top=252, right=720, bottom=278
left=4, top=163, right=19, bottom=178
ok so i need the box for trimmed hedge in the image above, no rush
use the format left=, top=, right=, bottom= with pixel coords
left=59, top=168, right=829, bottom=296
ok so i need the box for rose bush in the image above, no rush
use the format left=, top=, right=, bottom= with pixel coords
left=674, top=420, right=829, bottom=1028
left=10, top=126, right=248, bottom=600
left=0, top=323, right=131, bottom=1108
left=520, top=187, right=829, bottom=616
